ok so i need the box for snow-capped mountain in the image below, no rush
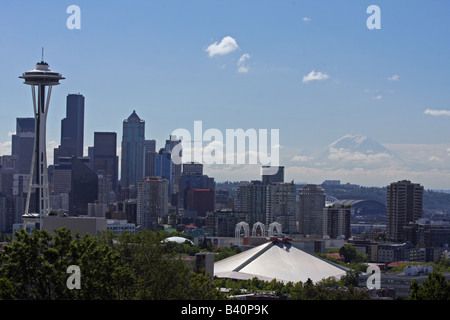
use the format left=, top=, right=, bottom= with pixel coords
left=288, top=134, right=403, bottom=170
left=317, top=134, right=401, bottom=169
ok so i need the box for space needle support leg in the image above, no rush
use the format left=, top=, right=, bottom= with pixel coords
left=25, top=85, right=38, bottom=217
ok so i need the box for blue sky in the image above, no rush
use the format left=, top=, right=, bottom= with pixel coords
left=1, top=1, right=450, bottom=188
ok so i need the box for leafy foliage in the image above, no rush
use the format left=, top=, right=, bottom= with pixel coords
left=0, top=228, right=224, bottom=300
left=409, top=270, right=450, bottom=300
left=214, top=272, right=370, bottom=300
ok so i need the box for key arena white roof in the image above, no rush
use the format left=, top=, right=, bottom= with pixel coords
left=214, top=241, right=350, bottom=284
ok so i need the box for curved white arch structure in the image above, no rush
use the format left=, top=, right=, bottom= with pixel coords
left=268, top=222, right=282, bottom=237
left=252, top=222, right=266, bottom=237
left=325, top=195, right=341, bottom=206
left=235, top=221, right=249, bottom=244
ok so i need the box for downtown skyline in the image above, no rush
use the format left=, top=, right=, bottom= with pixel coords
left=1, top=1, right=450, bottom=189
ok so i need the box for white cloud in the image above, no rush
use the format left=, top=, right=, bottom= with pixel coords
left=302, top=17, right=312, bottom=22
left=302, top=70, right=329, bottom=83
left=0, top=141, right=11, bottom=156
left=237, top=53, right=251, bottom=73
left=428, top=156, right=443, bottom=162
left=238, top=66, right=249, bottom=73
left=372, top=95, right=383, bottom=100
left=205, top=36, right=239, bottom=57
left=424, top=109, right=450, bottom=117
left=291, top=155, right=313, bottom=162
left=388, top=74, right=400, bottom=81
left=238, top=53, right=250, bottom=64
left=328, top=147, right=392, bottom=165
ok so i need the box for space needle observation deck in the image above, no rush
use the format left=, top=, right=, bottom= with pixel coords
left=19, top=60, right=65, bottom=230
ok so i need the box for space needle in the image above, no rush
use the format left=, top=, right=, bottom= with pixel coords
left=19, top=55, right=65, bottom=230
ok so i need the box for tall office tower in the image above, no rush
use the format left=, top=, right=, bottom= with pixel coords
left=298, top=184, right=326, bottom=236
left=154, top=148, right=172, bottom=196
left=121, top=110, right=145, bottom=189
left=262, top=166, right=284, bottom=185
left=178, top=162, right=215, bottom=210
left=144, top=139, right=156, bottom=154
left=11, top=118, right=35, bottom=174
left=137, top=177, right=168, bottom=230
left=186, top=188, right=215, bottom=217
left=51, top=157, right=72, bottom=195
left=182, top=162, right=204, bottom=175
left=144, top=139, right=156, bottom=177
left=165, top=135, right=181, bottom=202
left=323, top=206, right=351, bottom=239
left=69, top=157, right=98, bottom=216
left=266, top=182, right=297, bottom=233
left=386, top=180, right=423, bottom=243
left=93, top=132, right=118, bottom=192
left=55, top=94, right=85, bottom=163
left=19, top=60, right=64, bottom=229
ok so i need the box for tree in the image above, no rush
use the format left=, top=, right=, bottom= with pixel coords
left=338, top=245, right=366, bottom=264
left=0, top=228, right=133, bottom=300
left=339, top=269, right=361, bottom=287
left=0, top=229, right=224, bottom=300
left=409, top=270, right=450, bottom=300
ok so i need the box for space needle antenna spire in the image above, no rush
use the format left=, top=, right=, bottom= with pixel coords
left=19, top=53, right=65, bottom=230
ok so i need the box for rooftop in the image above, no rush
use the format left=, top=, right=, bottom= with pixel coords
left=214, top=241, right=350, bottom=284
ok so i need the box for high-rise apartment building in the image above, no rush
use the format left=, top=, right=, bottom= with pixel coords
left=54, top=94, right=85, bottom=163
left=121, top=111, right=145, bottom=189
left=234, top=181, right=267, bottom=226
left=234, top=180, right=296, bottom=233
left=266, top=182, right=297, bottom=233
left=137, top=177, right=168, bottom=230
left=386, top=180, right=423, bottom=242
left=298, top=184, right=326, bottom=236
left=323, top=205, right=351, bottom=239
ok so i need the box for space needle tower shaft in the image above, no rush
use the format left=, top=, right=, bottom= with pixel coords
left=19, top=58, right=64, bottom=230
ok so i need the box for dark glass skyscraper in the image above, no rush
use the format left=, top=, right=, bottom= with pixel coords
left=11, top=118, right=35, bottom=174
left=121, top=110, right=145, bottom=189
left=69, top=156, right=98, bottom=216
left=93, top=132, right=118, bottom=191
left=55, top=94, right=85, bottom=164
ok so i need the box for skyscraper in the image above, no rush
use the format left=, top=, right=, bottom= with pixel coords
left=262, top=166, right=284, bottom=185
left=386, top=180, right=423, bottom=242
left=178, top=162, right=215, bottom=210
left=93, top=132, right=118, bottom=192
left=234, top=180, right=296, bottom=232
left=69, top=156, right=98, bottom=216
left=55, top=94, right=85, bottom=163
left=266, top=182, right=297, bottom=233
left=154, top=148, right=172, bottom=197
left=121, top=110, right=145, bottom=189
left=298, top=184, right=326, bottom=236
left=234, top=181, right=267, bottom=226
left=165, top=135, right=182, bottom=200
left=11, top=118, right=35, bottom=174
left=137, top=177, right=168, bottom=230
left=323, top=205, right=351, bottom=239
